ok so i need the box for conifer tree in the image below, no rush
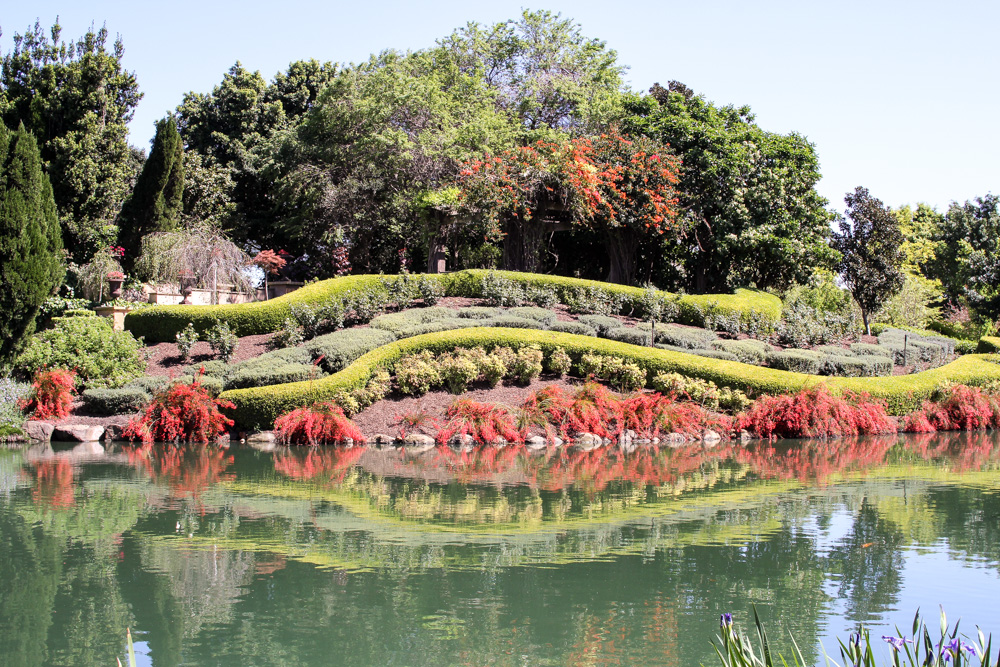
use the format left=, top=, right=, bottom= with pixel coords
left=0, top=123, right=65, bottom=369
left=117, top=116, right=184, bottom=271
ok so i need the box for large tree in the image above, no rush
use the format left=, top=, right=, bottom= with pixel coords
left=833, top=187, right=905, bottom=335
left=117, top=116, right=184, bottom=270
left=928, top=194, right=1000, bottom=321
left=175, top=60, right=336, bottom=239
left=0, top=19, right=142, bottom=261
left=621, top=84, right=836, bottom=293
left=0, top=123, right=65, bottom=369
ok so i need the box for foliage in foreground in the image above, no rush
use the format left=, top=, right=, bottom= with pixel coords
left=710, top=607, right=999, bottom=667
left=17, top=369, right=76, bottom=420
left=124, top=375, right=234, bottom=444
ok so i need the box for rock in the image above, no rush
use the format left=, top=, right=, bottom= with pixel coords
left=372, top=433, right=398, bottom=447
left=342, top=438, right=354, bottom=448
left=634, top=438, right=652, bottom=446
left=102, top=424, right=125, bottom=442
left=664, top=432, right=688, bottom=447
left=404, top=433, right=436, bottom=453
left=618, top=440, right=637, bottom=454
left=449, top=433, right=475, bottom=451
left=22, top=421, right=54, bottom=442
left=72, top=441, right=105, bottom=456
left=53, top=424, right=104, bottom=442
left=702, top=430, right=721, bottom=446
left=526, top=435, right=547, bottom=450
left=247, top=431, right=276, bottom=444
left=551, top=437, right=564, bottom=448
left=574, top=433, right=602, bottom=451
left=492, top=437, right=508, bottom=447
left=740, top=430, right=753, bottom=443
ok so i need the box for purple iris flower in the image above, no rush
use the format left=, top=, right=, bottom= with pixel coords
left=720, top=613, right=733, bottom=630
left=942, top=638, right=979, bottom=661
left=882, top=635, right=912, bottom=651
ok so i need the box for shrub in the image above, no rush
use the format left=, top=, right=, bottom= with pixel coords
left=438, top=351, right=480, bottom=393
left=506, top=306, right=557, bottom=326
left=652, top=324, right=718, bottom=350
left=185, top=360, right=229, bottom=377
left=15, top=317, right=146, bottom=389
left=777, top=300, right=860, bottom=347
left=290, top=303, right=325, bottom=339
left=369, top=306, right=454, bottom=334
left=274, top=402, right=365, bottom=445
left=563, top=285, right=622, bottom=315
left=711, top=339, right=770, bottom=365
left=606, top=327, right=652, bottom=347
left=1, top=378, right=31, bottom=435
left=82, top=386, right=152, bottom=415
left=124, top=376, right=234, bottom=444
left=738, top=385, right=896, bottom=439
left=815, top=344, right=854, bottom=356
left=417, top=274, right=444, bottom=305
left=18, top=369, right=76, bottom=419
left=651, top=372, right=720, bottom=409
left=901, top=383, right=1000, bottom=432
left=173, top=374, right=225, bottom=397
left=767, top=350, right=821, bottom=374
left=175, top=323, right=199, bottom=362
left=457, top=306, right=498, bottom=319
left=546, top=348, right=572, bottom=376
left=820, top=354, right=891, bottom=378
left=978, top=336, right=1000, bottom=354
left=576, top=314, right=623, bottom=336
left=547, top=321, right=596, bottom=336
left=527, top=285, right=558, bottom=308
left=125, top=376, right=170, bottom=395
left=578, top=353, right=646, bottom=391
left=436, top=398, right=523, bottom=445
left=394, top=318, right=480, bottom=338
left=481, top=270, right=527, bottom=306
left=851, top=342, right=892, bottom=357
left=224, top=361, right=322, bottom=390
left=206, top=321, right=239, bottom=362
left=489, top=315, right=543, bottom=329
left=509, top=345, right=543, bottom=384
left=307, top=328, right=397, bottom=373
left=637, top=285, right=680, bottom=323
left=395, top=350, right=442, bottom=396
left=693, top=349, right=739, bottom=362
left=269, top=318, right=305, bottom=349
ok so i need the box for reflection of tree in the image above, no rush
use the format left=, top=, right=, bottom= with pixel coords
left=825, top=498, right=904, bottom=623
left=0, top=509, right=62, bottom=667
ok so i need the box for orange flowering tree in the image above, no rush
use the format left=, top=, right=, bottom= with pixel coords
left=457, top=131, right=681, bottom=283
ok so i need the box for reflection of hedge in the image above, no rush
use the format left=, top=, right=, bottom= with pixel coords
left=125, top=270, right=782, bottom=342
left=220, top=327, right=1000, bottom=428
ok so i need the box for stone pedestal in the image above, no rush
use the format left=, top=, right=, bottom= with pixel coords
left=94, top=306, right=131, bottom=331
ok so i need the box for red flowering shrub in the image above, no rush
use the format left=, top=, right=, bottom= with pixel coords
left=274, top=402, right=365, bottom=445
left=435, top=398, right=523, bottom=445
left=737, top=385, right=896, bottom=440
left=901, top=384, right=1000, bottom=433
left=19, top=369, right=76, bottom=419
left=124, top=377, right=235, bottom=444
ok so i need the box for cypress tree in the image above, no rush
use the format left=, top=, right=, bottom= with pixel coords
left=0, top=123, right=65, bottom=369
left=118, top=116, right=185, bottom=270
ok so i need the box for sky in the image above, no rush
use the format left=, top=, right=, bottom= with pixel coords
left=2, top=0, right=997, bottom=213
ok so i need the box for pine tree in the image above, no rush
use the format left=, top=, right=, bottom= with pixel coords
left=117, top=116, right=184, bottom=271
left=0, top=123, right=65, bottom=369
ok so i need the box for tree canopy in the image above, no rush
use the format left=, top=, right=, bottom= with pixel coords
left=0, top=19, right=141, bottom=261
left=621, top=84, right=836, bottom=293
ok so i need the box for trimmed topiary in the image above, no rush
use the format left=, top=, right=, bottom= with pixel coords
left=576, top=314, right=623, bottom=336
left=547, top=321, right=596, bottom=336
left=606, top=327, right=652, bottom=347
left=505, top=306, right=557, bottom=325
left=711, top=339, right=770, bottom=365
left=768, top=349, right=822, bottom=374
left=82, top=386, right=152, bottom=415
left=307, top=328, right=397, bottom=373
left=653, top=324, right=718, bottom=350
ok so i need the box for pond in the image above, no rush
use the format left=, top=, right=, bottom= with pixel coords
left=2, top=432, right=999, bottom=666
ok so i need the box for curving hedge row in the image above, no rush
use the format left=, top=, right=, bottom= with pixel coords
left=978, top=337, right=1000, bottom=354
left=220, top=327, right=1000, bottom=429
left=125, top=270, right=783, bottom=342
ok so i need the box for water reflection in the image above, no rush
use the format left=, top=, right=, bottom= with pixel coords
left=0, top=432, right=998, bottom=666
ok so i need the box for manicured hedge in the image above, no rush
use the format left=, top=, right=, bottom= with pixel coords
left=126, top=270, right=783, bottom=342
left=220, top=327, right=1000, bottom=428
left=978, top=337, right=1000, bottom=354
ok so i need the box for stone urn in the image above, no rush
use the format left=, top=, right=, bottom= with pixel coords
left=178, top=273, right=195, bottom=305
left=107, top=273, right=124, bottom=299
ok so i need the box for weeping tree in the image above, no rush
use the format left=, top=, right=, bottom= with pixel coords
left=117, top=116, right=184, bottom=271
left=134, top=224, right=252, bottom=301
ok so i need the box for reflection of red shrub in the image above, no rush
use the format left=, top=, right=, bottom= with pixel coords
left=436, top=399, right=523, bottom=445
left=19, top=369, right=75, bottom=419
left=124, top=377, right=234, bottom=444
left=30, top=459, right=76, bottom=508
left=274, top=402, right=364, bottom=445
left=127, top=444, right=235, bottom=499
left=902, top=384, right=1000, bottom=433
left=274, top=447, right=365, bottom=482
left=738, top=386, right=895, bottom=439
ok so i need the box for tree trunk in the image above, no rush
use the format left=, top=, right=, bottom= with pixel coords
left=605, top=228, right=641, bottom=286
left=502, top=216, right=546, bottom=273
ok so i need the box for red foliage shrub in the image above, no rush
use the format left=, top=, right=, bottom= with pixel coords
left=19, top=369, right=76, bottom=420
left=124, top=377, right=235, bottom=444
left=274, top=402, right=365, bottom=445
left=901, top=384, right=1000, bottom=433
left=737, top=385, right=896, bottom=440
left=435, top=398, right=524, bottom=445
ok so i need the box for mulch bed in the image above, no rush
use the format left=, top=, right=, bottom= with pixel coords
left=144, top=334, right=273, bottom=376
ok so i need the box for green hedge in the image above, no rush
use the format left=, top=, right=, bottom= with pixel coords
left=126, top=270, right=783, bottom=342
left=978, top=337, right=1000, bottom=354
left=220, top=327, right=1000, bottom=429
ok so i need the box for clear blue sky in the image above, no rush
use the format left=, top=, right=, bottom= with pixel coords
left=3, top=0, right=997, bottom=213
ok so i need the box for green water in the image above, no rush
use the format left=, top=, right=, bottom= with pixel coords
left=1, top=432, right=999, bottom=666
